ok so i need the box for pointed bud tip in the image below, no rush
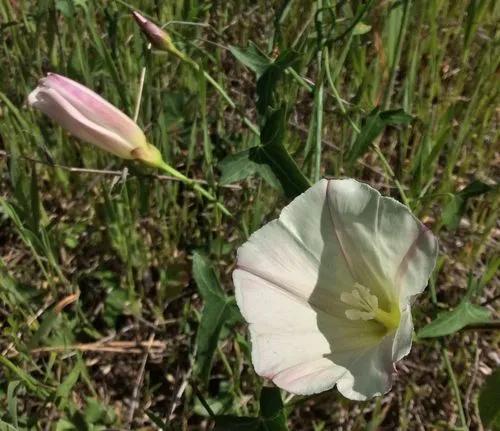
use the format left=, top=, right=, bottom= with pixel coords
left=132, top=10, right=148, bottom=26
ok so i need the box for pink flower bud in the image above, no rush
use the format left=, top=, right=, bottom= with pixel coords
left=132, top=11, right=186, bottom=60
left=28, top=73, right=162, bottom=166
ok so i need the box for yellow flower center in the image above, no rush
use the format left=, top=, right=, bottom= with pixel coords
left=340, top=283, right=400, bottom=331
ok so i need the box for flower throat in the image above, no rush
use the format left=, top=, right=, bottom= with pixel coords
left=340, top=283, right=400, bottom=331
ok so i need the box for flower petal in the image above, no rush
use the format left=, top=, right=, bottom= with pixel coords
left=236, top=179, right=355, bottom=311
left=391, top=305, right=414, bottom=362
left=333, top=333, right=395, bottom=400
left=234, top=267, right=386, bottom=397
left=326, top=179, right=437, bottom=306
left=334, top=307, right=414, bottom=400
left=28, top=87, right=135, bottom=158
left=41, top=74, right=145, bottom=146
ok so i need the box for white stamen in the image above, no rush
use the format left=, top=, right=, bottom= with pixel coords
left=341, top=282, right=380, bottom=321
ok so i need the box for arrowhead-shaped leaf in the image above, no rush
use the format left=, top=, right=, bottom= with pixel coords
left=219, top=108, right=310, bottom=199
left=417, top=301, right=491, bottom=338
left=229, top=43, right=271, bottom=78
left=219, top=147, right=281, bottom=190
left=193, top=252, right=241, bottom=383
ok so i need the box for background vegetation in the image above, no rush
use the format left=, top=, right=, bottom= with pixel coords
left=0, top=0, right=498, bottom=429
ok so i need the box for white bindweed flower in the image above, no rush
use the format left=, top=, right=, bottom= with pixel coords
left=233, top=178, right=438, bottom=400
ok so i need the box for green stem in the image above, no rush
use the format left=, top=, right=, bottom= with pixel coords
left=442, top=349, right=469, bottom=430
left=372, top=144, right=410, bottom=207
left=183, top=57, right=260, bottom=135
left=157, top=161, right=231, bottom=217
left=192, top=383, right=215, bottom=418
left=285, top=66, right=314, bottom=92
left=324, top=49, right=360, bottom=133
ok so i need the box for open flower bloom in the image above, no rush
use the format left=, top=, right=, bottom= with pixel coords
left=28, top=73, right=163, bottom=167
left=233, top=179, right=438, bottom=400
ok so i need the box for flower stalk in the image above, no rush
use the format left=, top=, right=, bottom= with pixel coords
left=155, top=159, right=231, bottom=216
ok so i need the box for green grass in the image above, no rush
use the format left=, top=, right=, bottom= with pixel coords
left=0, top=0, right=499, bottom=429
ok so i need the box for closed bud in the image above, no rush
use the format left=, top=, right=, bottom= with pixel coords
left=132, top=11, right=186, bottom=61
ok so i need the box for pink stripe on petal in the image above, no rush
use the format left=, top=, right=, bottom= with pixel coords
left=271, top=358, right=344, bottom=395
left=42, top=74, right=145, bottom=146
left=29, top=87, right=135, bottom=159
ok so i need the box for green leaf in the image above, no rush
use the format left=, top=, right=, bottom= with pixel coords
left=478, top=368, right=500, bottom=430
left=6, top=381, right=20, bottom=428
left=379, top=109, right=413, bottom=124
left=258, top=107, right=311, bottom=198
left=256, top=50, right=299, bottom=115
left=103, top=288, right=128, bottom=328
left=56, top=360, right=84, bottom=408
left=417, top=301, right=491, bottom=338
left=229, top=43, right=271, bottom=78
left=442, top=180, right=495, bottom=230
left=227, top=46, right=309, bottom=198
left=84, top=398, right=107, bottom=424
left=193, top=252, right=241, bottom=383
left=347, top=107, right=413, bottom=163
left=27, top=309, right=60, bottom=350
left=145, top=411, right=169, bottom=430
left=219, top=108, right=310, bottom=198
left=29, top=165, right=41, bottom=233
left=215, top=416, right=260, bottom=431
left=442, top=194, right=465, bottom=230
left=259, top=387, right=287, bottom=431
left=0, top=266, right=39, bottom=307
left=214, top=387, right=288, bottom=431
left=54, top=418, right=77, bottom=431
left=219, top=147, right=281, bottom=190
left=0, top=419, right=18, bottom=431
left=0, top=355, right=51, bottom=398
left=457, top=180, right=493, bottom=199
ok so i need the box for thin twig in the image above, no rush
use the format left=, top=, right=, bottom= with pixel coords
left=9, top=340, right=167, bottom=356
left=134, top=66, right=147, bottom=122
left=127, top=333, right=155, bottom=427
left=0, top=150, right=241, bottom=189
left=168, top=349, right=196, bottom=421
